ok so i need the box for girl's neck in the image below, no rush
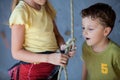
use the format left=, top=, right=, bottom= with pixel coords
left=24, top=0, right=41, bottom=10
left=92, top=38, right=110, bottom=53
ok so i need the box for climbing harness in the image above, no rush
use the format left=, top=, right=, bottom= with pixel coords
left=57, top=0, right=75, bottom=80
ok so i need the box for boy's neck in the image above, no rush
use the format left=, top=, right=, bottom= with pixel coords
left=92, top=38, right=110, bottom=53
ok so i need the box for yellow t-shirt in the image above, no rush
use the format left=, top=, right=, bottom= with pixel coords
left=9, top=1, right=58, bottom=52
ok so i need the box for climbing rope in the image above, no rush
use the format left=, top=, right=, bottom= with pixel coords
left=57, top=0, right=75, bottom=80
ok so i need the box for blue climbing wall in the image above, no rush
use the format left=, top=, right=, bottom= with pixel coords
left=0, top=0, right=120, bottom=80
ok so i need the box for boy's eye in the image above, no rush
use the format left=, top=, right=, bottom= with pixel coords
left=88, top=28, right=94, bottom=31
left=82, top=27, right=85, bottom=30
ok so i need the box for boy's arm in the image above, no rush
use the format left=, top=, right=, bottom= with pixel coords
left=82, top=62, right=87, bottom=80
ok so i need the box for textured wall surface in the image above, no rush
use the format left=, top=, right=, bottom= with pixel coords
left=0, top=0, right=120, bottom=80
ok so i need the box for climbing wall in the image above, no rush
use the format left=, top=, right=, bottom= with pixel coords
left=0, top=0, right=120, bottom=80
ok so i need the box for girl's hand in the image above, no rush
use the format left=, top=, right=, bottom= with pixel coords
left=68, top=49, right=76, bottom=57
left=60, top=44, right=76, bottom=58
left=47, top=53, right=69, bottom=67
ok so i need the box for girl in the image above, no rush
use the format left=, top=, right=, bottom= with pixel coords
left=9, top=0, right=75, bottom=80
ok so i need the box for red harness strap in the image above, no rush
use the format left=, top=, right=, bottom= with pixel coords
left=19, top=63, right=55, bottom=80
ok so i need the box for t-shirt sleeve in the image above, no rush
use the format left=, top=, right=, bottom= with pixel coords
left=9, top=6, right=28, bottom=27
left=114, top=46, right=120, bottom=76
left=114, top=55, right=120, bottom=75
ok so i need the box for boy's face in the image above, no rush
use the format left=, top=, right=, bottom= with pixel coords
left=82, top=17, right=110, bottom=47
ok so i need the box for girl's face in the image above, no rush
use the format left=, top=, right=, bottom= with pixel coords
left=33, top=0, right=47, bottom=6
left=82, top=17, right=110, bottom=47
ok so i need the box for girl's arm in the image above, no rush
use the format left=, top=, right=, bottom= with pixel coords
left=11, top=24, right=69, bottom=66
left=53, top=21, right=65, bottom=47
left=11, top=24, right=48, bottom=63
left=82, top=62, right=87, bottom=80
left=53, top=21, right=76, bottom=57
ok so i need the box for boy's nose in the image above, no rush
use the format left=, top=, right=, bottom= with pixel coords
left=82, top=30, right=88, bottom=36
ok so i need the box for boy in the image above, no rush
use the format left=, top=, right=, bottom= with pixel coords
left=81, top=3, right=120, bottom=80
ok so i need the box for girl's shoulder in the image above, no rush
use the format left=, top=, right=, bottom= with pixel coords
left=13, top=1, right=28, bottom=13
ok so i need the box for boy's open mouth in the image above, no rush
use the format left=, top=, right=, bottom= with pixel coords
left=86, top=38, right=90, bottom=40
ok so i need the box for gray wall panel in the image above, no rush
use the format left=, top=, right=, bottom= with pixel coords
left=0, top=0, right=120, bottom=80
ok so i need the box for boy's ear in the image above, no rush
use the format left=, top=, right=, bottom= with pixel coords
left=104, top=27, right=111, bottom=36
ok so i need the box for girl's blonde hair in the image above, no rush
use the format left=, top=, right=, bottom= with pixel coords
left=11, top=0, right=56, bottom=20
left=11, top=0, right=19, bottom=11
left=45, top=1, right=56, bottom=20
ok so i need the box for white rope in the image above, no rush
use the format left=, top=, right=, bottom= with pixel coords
left=71, top=0, right=74, bottom=40
left=57, top=0, right=75, bottom=80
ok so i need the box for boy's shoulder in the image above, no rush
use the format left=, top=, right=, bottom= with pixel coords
left=110, top=40, right=120, bottom=50
left=110, top=40, right=120, bottom=53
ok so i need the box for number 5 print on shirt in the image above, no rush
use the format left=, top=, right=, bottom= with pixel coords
left=101, top=63, right=108, bottom=74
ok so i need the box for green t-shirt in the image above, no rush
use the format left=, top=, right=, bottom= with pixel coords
left=82, top=40, right=120, bottom=80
